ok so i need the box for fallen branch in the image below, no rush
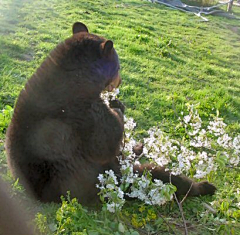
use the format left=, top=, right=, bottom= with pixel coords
left=148, top=0, right=240, bottom=21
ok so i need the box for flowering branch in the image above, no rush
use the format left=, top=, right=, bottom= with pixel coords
left=98, top=92, right=239, bottom=218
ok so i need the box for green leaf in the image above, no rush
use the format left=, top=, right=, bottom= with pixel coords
left=130, top=231, right=140, bottom=235
left=118, top=223, right=125, bottom=233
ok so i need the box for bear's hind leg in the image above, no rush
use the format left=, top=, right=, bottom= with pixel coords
left=133, top=164, right=216, bottom=197
left=23, top=160, right=62, bottom=202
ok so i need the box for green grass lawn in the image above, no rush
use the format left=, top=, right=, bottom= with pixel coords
left=0, top=0, right=240, bottom=234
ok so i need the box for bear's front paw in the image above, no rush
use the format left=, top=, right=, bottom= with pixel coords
left=133, top=143, right=144, bottom=156
left=109, top=99, right=125, bottom=114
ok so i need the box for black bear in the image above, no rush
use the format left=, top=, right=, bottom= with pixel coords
left=5, top=22, right=216, bottom=204
left=0, top=177, right=36, bottom=235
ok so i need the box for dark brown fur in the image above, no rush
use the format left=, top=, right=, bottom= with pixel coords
left=0, top=177, right=36, bottom=235
left=5, top=22, right=216, bottom=205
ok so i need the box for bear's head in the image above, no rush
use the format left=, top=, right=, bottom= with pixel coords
left=48, top=22, right=121, bottom=98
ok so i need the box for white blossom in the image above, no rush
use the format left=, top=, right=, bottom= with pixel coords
left=124, top=116, right=136, bottom=132
left=233, top=135, right=240, bottom=155
left=101, top=88, right=119, bottom=106
left=207, top=117, right=226, bottom=136
left=229, top=154, right=239, bottom=166
left=217, top=134, right=232, bottom=149
left=184, top=115, right=191, bottom=124
left=107, top=202, right=124, bottom=213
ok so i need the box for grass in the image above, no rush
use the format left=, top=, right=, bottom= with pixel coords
left=0, top=0, right=240, bottom=234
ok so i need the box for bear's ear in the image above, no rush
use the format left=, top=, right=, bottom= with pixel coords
left=72, top=22, right=89, bottom=34
left=101, top=40, right=113, bottom=56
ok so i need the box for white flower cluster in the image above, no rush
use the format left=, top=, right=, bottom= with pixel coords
left=178, top=105, right=239, bottom=176
left=126, top=174, right=176, bottom=206
left=98, top=93, right=240, bottom=212
left=189, top=129, right=210, bottom=148
left=183, top=107, right=202, bottom=136
left=143, top=127, right=178, bottom=168
left=141, top=126, right=217, bottom=178
left=124, top=117, right=136, bottom=137
left=118, top=156, right=176, bottom=205
left=208, top=116, right=226, bottom=136
left=232, top=136, right=240, bottom=165
left=123, top=116, right=137, bottom=155
left=96, top=170, right=125, bottom=213
left=100, top=88, right=119, bottom=106
left=97, top=154, right=176, bottom=212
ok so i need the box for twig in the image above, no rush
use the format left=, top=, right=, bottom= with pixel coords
left=173, top=193, right=188, bottom=235
left=156, top=211, right=177, bottom=235
left=134, top=152, right=144, bottom=162
left=180, top=182, right=193, bottom=204
left=169, top=173, right=189, bottom=235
